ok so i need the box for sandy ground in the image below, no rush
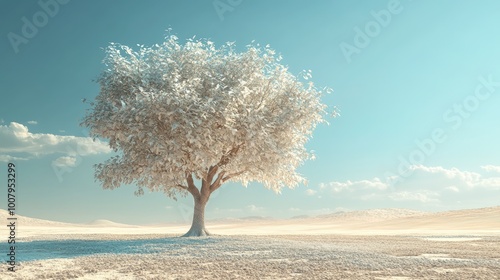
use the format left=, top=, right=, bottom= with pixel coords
left=2, top=235, right=500, bottom=279
left=1, top=207, right=499, bottom=279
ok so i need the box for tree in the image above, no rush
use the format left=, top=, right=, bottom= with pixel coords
left=82, top=35, right=330, bottom=237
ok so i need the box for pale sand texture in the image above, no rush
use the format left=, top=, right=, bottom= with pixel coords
left=1, top=206, right=499, bottom=279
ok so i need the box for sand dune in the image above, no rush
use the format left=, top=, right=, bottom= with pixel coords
left=2, top=207, right=499, bottom=279
left=355, top=206, right=500, bottom=231
left=0, top=209, right=75, bottom=227
left=208, top=206, right=499, bottom=235
left=315, top=208, right=427, bottom=222
left=2, top=206, right=498, bottom=239
left=86, top=219, right=139, bottom=227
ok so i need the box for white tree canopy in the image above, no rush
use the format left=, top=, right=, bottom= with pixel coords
left=82, top=35, right=329, bottom=200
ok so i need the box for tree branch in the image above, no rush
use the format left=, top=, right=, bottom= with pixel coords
left=185, top=172, right=200, bottom=199
left=210, top=171, right=226, bottom=193
left=200, top=178, right=210, bottom=200
left=175, top=184, right=188, bottom=190
left=208, top=165, right=219, bottom=179
left=216, top=143, right=244, bottom=168
left=222, top=170, right=247, bottom=183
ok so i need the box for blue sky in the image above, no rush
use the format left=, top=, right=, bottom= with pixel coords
left=1, top=0, right=500, bottom=225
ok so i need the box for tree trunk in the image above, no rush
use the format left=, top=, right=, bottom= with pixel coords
left=182, top=196, right=210, bottom=237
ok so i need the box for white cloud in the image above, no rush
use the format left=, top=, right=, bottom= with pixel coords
left=481, top=165, right=500, bottom=173
left=0, top=122, right=111, bottom=158
left=213, top=207, right=242, bottom=213
left=408, top=165, right=481, bottom=186
left=307, top=208, right=334, bottom=215
left=409, top=165, right=500, bottom=190
left=0, top=155, right=29, bottom=162
left=246, top=205, right=264, bottom=212
left=319, top=177, right=388, bottom=193
left=445, top=186, right=460, bottom=193
left=304, top=189, right=317, bottom=196
left=288, top=207, right=301, bottom=212
left=52, top=156, right=77, bottom=168
left=388, top=191, right=439, bottom=203
left=319, top=165, right=500, bottom=207
left=27, top=120, right=38, bottom=125
left=307, top=207, right=350, bottom=216
left=476, top=177, right=500, bottom=189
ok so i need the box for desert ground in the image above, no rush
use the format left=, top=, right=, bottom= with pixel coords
left=1, top=207, right=499, bottom=279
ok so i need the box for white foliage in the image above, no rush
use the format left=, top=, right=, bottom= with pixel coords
left=82, top=35, right=329, bottom=199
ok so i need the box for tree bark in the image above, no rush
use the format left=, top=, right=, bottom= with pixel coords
left=182, top=195, right=210, bottom=237
left=181, top=167, right=236, bottom=237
